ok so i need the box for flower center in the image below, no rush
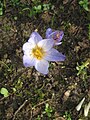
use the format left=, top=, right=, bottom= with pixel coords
left=32, top=46, right=45, bottom=60
left=56, top=33, right=60, bottom=39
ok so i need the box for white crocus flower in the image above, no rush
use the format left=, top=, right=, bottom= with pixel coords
left=76, top=97, right=85, bottom=111
left=22, top=32, right=65, bottom=74
left=84, top=102, right=90, bottom=117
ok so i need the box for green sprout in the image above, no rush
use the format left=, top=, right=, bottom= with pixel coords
left=76, top=61, right=89, bottom=76
left=76, top=60, right=90, bottom=86
left=0, top=87, right=9, bottom=97
left=36, top=115, right=41, bottom=120
left=0, top=0, right=6, bottom=15
left=63, top=111, right=72, bottom=120
left=15, top=79, right=23, bottom=90
left=79, top=0, right=89, bottom=11
left=10, top=0, right=20, bottom=6
left=88, top=24, right=90, bottom=40
left=0, top=2, right=3, bottom=15
left=43, top=103, right=53, bottom=118
left=22, top=3, right=52, bottom=17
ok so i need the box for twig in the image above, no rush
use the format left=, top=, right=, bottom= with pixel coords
left=13, top=100, right=28, bottom=120
left=0, top=97, right=6, bottom=103
left=32, top=99, right=50, bottom=110
left=29, top=104, right=33, bottom=120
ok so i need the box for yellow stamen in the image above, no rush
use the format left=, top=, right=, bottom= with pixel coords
left=32, top=46, right=45, bottom=60
left=56, top=33, right=60, bottom=38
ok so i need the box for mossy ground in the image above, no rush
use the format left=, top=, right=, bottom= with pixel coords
left=0, top=0, right=90, bottom=120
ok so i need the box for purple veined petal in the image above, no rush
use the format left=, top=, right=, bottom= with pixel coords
left=58, top=31, right=64, bottom=41
left=44, top=48, right=66, bottom=61
left=46, top=28, right=52, bottom=38
left=38, top=39, right=54, bottom=52
left=28, top=31, right=42, bottom=45
left=23, top=55, right=36, bottom=67
left=35, top=59, right=49, bottom=74
left=49, top=30, right=64, bottom=42
left=23, top=42, right=35, bottom=52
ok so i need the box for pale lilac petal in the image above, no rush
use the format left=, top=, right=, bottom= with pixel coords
left=23, top=50, right=32, bottom=56
left=35, top=59, right=49, bottom=74
left=44, top=48, right=66, bottom=61
left=23, top=55, right=36, bottom=67
left=38, top=39, right=54, bottom=51
left=30, top=31, right=42, bottom=41
left=46, top=28, right=52, bottom=38
left=55, top=42, right=62, bottom=45
left=28, top=32, right=42, bottom=45
left=23, top=42, right=34, bottom=56
left=23, top=42, right=35, bottom=52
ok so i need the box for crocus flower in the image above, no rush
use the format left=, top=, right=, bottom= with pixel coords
left=46, top=28, right=64, bottom=45
left=23, top=31, right=65, bottom=74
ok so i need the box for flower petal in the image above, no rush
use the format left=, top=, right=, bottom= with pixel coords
left=38, top=39, right=54, bottom=51
left=49, top=31, right=64, bottom=42
left=35, top=59, right=49, bottom=74
left=58, top=31, right=64, bottom=41
left=23, top=55, right=36, bottom=67
left=28, top=32, right=42, bottom=45
left=23, top=42, right=34, bottom=52
left=55, top=42, right=62, bottom=46
left=44, top=48, right=66, bottom=61
left=46, top=28, right=52, bottom=38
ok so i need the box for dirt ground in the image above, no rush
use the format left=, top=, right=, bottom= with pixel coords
left=0, top=0, right=90, bottom=120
